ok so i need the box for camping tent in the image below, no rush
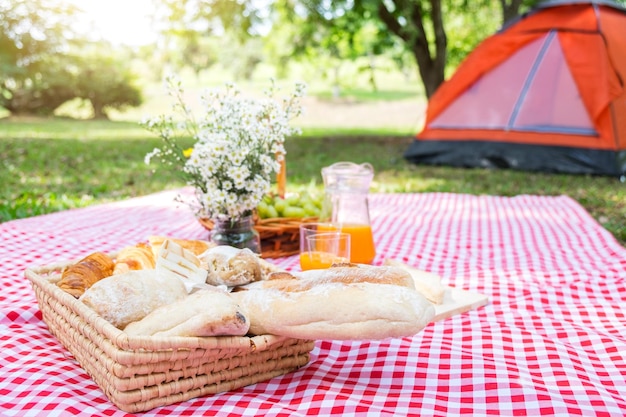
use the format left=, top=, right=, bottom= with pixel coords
left=404, top=0, right=626, bottom=177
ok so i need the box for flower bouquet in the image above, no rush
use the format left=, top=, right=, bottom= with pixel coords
left=142, top=75, right=309, bottom=256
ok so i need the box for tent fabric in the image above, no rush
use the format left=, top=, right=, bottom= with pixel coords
left=405, top=0, right=626, bottom=177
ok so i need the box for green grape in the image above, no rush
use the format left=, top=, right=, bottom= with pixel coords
left=266, top=204, right=279, bottom=219
left=303, top=202, right=319, bottom=217
left=273, top=198, right=288, bottom=215
left=282, top=206, right=307, bottom=218
left=257, top=201, right=270, bottom=219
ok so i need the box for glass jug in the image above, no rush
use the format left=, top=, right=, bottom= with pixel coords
left=320, top=162, right=376, bottom=264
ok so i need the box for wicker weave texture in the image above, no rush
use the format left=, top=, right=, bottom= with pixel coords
left=25, top=263, right=314, bottom=413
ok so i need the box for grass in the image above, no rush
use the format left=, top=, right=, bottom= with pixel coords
left=1, top=118, right=625, bottom=246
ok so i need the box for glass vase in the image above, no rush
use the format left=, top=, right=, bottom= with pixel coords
left=210, top=215, right=261, bottom=254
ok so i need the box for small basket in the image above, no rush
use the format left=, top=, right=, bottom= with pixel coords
left=25, top=258, right=314, bottom=413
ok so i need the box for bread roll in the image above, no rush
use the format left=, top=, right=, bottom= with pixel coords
left=58, top=252, right=115, bottom=298
left=80, top=269, right=188, bottom=329
left=113, top=243, right=155, bottom=275
left=231, top=282, right=434, bottom=340
left=199, top=245, right=262, bottom=287
left=124, top=288, right=249, bottom=337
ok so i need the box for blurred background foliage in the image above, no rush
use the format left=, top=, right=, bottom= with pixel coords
left=0, top=0, right=556, bottom=119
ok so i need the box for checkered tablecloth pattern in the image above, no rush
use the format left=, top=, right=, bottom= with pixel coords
left=1, top=189, right=625, bottom=416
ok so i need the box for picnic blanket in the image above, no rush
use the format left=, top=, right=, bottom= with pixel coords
left=1, top=189, right=625, bottom=416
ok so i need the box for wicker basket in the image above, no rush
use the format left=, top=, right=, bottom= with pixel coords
left=199, top=216, right=318, bottom=259
left=25, top=259, right=314, bottom=413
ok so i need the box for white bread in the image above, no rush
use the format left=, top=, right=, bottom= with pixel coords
left=383, top=259, right=446, bottom=304
left=80, top=269, right=188, bottom=329
left=156, top=239, right=207, bottom=291
left=124, top=288, right=249, bottom=337
left=231, top=282, right=435, bottom=340
left=199, top=245, right=262, bottom=287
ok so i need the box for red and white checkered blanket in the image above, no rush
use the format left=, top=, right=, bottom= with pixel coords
left=1, top=189, right=625, bottom=416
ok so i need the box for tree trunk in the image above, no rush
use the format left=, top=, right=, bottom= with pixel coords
left=500, top=0, right=526, bottom=24
left=91, top=101, right=109, bottom=120
left=377, top=0, right=447, bottom=99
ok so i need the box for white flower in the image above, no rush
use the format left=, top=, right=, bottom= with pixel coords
left=141, top=75, right=306, bottom=220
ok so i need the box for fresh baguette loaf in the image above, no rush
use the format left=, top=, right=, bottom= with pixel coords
left=124, top=288, right=249, bottom=337
left=230, top=282, right=434, bottom=340
left=246, top=264, right=415, bottom=292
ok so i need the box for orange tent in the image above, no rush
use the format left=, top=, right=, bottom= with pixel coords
left=405, top=0, right=626, bottom=177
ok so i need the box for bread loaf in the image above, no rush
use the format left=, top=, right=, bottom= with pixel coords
left=231, top=282, right=434, bottom=340
left=200, top=245, right=262, bottom=287
left=80, top=269, right=188, bottom=329
left=243, top=264, right=415, bottom=293
left=124, top=288, right=249, bottom=337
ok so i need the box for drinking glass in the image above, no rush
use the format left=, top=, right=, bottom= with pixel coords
left=299, top=223, right=350, bottom=271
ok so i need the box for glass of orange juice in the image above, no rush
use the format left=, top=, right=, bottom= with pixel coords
left=317, top=222, right=375, bottom=264
left=299, top=223, right=350, bottom=270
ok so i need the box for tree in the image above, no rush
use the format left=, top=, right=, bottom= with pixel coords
left=73, top=48, right=143, bottom=119
left=0, top=0, right=80, bottom=113
left=0, top=0, right=143, bottom=118
left=1, top=54, right=80, bottom=116
left=156, top=0, right=536, bottom=99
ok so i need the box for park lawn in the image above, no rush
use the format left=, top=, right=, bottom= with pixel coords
left=1, top=118, right=624, bottom=245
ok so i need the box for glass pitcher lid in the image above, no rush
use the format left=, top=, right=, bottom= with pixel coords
left=322, top=161, right=374, bottom=191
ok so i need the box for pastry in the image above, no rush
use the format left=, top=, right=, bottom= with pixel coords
left=57, top=252, right=115, bottom=298
left=113, top=242, right=155, bottom=275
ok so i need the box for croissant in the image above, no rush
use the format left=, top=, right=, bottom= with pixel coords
left=113, top=242, right=155, bottom=275
left=57, top=252, right=115, bottom=298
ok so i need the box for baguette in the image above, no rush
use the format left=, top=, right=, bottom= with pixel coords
left=124, top=288, right=249, bottom=337
left=231, top=282, right=434, bottom=340
left=244, top=264, right=415, bottom=293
